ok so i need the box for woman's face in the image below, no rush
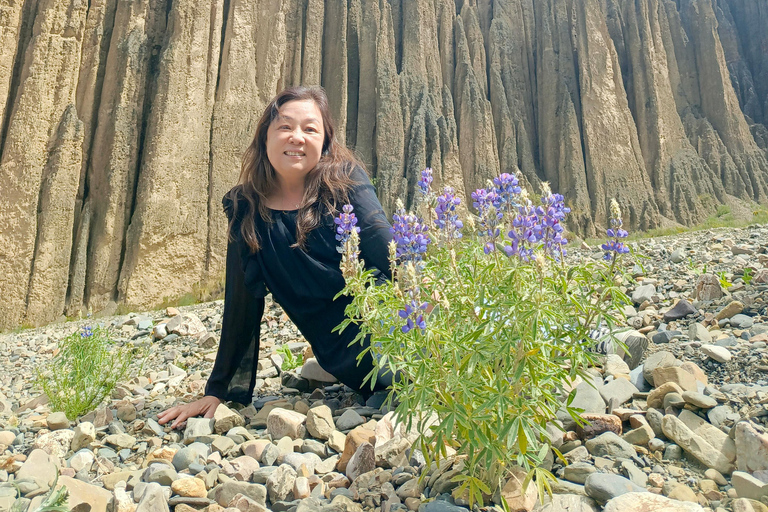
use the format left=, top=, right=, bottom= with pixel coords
left=266, top=99, right=325, bottom=187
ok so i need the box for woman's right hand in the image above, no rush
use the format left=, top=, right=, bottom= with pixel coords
left=157, top=395, right=222, bottom=430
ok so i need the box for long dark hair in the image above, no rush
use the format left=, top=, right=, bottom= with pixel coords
left=230, top=86, right=364, bottom=252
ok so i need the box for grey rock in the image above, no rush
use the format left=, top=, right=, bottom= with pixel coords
left=212, top=481, right=267, bottom=507
left=563, top=462, right=597, bottom=484
left=135, top=482, right=170, bottom=512
left=701, top=344, right=732, bottom=363
left=584, top=473, right=646, bottom=505
left=335, top=409, right=365, bottom=431
left=643, top=351, right=677, bottom=386
left=585, top=432, right=636, bottom=459
left=730, top=314, right=754, bottom=329
left=599, top=378, right=638, bottom=406
left=142, top=464, right=177, bottom=486
left=664, top=444, right=683, bottom=460
left=46, top=412, right=69, bottom=430
left=629, top=366, right=652, bottom=393
left=183, top=417, right=215, bottom=440
left=346, top=441, right=375, bottom=481
left=632, top=284, right=656, bottom=305
left=682, top=391, right=717, bottom=409
left=172, top=442, right=209, bottom=471
left=663, top=299, right=696, bottom=322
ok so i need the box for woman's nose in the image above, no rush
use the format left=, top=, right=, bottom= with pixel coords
left=289, top=130, right=305, bottom=144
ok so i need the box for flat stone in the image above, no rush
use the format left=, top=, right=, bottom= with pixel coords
left=104, top=433, right=136, bottom=449
left=651, top=367, right=697, bottom=392
left=135, top=482, right=170, bottom=512
left=632, top=284, right=656, bottom=305
left=563, top=462, right=597, bottom=484
left=599, top=378, right=638, bottom=406
left=602, top=491, right=704, bottom=511
left=183, top=417, right=215, bottom=441
left=171, top=477, right=207, bottom=498
left=538, top=494, right=598, bottom=512
left=337, top=427, right=375, bottom=473
left=56, top=476, right=112, bottom=512
left=213, top=481, right=267, bottom=508
left=647, top=382, right=683, bottom=410
left=661, top=414, right=735, bottom=474
left=577, top=413, right=622, bottom=439
left=715, top=301, right=744, bottom=320
left=682, top=391, right=717, bottom=409
left=345, top=441, right=375, bottom=482
left=689, top=323, right=712, bottom=343
left=584, top=473, right=645, bottom=505
left=732, top=471, right=768, bottom=501
left=701, top=344, right=732, bottom=363
left=694, top=274, right=722, bottom=301
left=17, top=449, right=56, bottom=488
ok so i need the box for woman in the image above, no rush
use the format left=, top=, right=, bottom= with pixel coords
left=158, top=87, right=393, bottom=429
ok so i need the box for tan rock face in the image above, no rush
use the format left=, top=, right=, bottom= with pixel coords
left=1, top=0, right=767, bottom=328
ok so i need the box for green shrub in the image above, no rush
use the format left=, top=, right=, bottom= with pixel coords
left=36, top=325, right=137, bottom=419
left=334, top=171, right=632, bottom=507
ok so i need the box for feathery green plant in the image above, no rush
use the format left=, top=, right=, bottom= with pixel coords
left=35, top=325, right=138, bottom=419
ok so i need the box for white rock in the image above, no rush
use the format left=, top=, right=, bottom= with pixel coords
left=299, top=358, right=337, bottom=382
left=700, top=344, right=732, bottom=363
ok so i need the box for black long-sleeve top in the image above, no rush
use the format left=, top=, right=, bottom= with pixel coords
left=205, top=167, right=393, bottom=404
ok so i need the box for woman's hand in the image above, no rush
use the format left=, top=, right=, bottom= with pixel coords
left=157, top=395, right=222, bottom=430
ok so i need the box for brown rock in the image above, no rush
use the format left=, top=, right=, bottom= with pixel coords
left=336, top=427, right=376, bottom=474
left=576, top=413, right=623, bottom=439
left=652, top=367, right=698, bottom=392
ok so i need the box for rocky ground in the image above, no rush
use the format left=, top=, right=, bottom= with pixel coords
left=1, top=225, right=768, bottom=512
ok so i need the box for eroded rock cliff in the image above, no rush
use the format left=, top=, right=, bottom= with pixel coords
left=0, top=0, right=766, bottom=327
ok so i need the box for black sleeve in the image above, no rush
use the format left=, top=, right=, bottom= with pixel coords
left=348, top=167, right=393, bottom=280
left=204, top=192, right=265, bottom=404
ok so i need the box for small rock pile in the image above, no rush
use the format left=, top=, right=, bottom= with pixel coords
left=0, top=225, right=767, bottom=512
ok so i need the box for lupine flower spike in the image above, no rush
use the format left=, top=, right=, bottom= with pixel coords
left=335, top=204, right=362, bottom=279
left=390, top=207, right=431, bottom=265
left=505, top=189, right=538, bottom=261
left=434, top=187, right=463, bottom=244
left=533, top=183, right=571, bottom=261
left=471, top=188, right=502, bottom=254
left=602, top=198, right=629, bottom=262
left=81, top=325, right=93, bottom=338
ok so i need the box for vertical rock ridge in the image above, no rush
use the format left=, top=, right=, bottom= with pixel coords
left=321, top=0, right=347, bottom=144
left=572, top=0, right=659, bottom=229
left=117, top=0, right=223, bottom=309
left=0, top=0, right=26, bottom=143
left=25, top=104, right=84, bottom=325
left=0, top=0, right=87, bottom=329
left=206, top=0, right=285, bottom=283
left=82, top=0, right=164, bottom=313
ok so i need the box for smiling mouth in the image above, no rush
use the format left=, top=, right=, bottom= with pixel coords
left=284, top=151, right=305, bottom=157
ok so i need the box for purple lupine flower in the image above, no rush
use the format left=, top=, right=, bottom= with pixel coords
left=398, top=300, right=428, bottom=334
left=417, top=168, right=434, bottom=196
left=434, top=187, right=463, bottom=241
left=390, top=208, right=431, bottom=263
left=505, top=192, right=538, bottom=261
left=81, top=325, right=93, bottom=338
left=492, top=173, right=522, bottom=215
left=471, top=188, right=502, bottom=253
left=335, top=204, right=360, bottom=242
left=602, top=199, right=629, bottom=261
left=335, top=204, right=361, bottom=261
left=532, top=186, right=571, bottom=260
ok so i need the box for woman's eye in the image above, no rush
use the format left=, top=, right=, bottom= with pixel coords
left=305, top=127, right=318, bottom=133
